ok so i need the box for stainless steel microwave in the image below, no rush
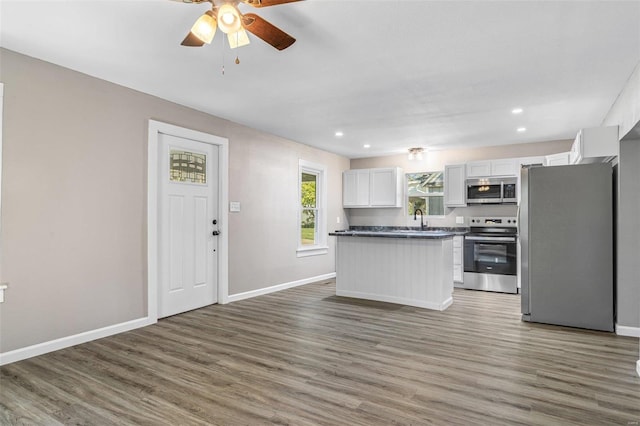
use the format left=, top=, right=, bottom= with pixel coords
left=466, top=177, right=517, bottom=204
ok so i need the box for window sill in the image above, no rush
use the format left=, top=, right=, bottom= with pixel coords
left=296, top=246, right=329, bottom=258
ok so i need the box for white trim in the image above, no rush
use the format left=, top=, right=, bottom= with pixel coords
left=296, top=246, right=329, bottom=257
left=0, top=82, right=4, bottom=278
left=615, top=323, right=640, bottom=337
left=227, top=273, right=336, bottom=303
left=0, top=316, right=155, bottom=366
left=297, top=159, right=328, bottom=257
left=336, top=290, right=453, bottom=311
left=637, top=360, right=640, bottom=377
left=147, top=120, right=230, bottom=317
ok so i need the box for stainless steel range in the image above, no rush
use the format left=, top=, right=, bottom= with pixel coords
left=463, top=216, right=518, bottom=294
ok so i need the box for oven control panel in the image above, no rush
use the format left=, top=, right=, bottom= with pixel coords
left=469, top=216, right=517, bottom=227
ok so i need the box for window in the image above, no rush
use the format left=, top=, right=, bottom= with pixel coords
left=406, top=171, right=445, bottom=216
left=169, top=150, right=206, bottom=184
left=297, top=160, right=328, bottom=257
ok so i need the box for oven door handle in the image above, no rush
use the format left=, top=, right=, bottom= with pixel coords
left=465, top=236, right=516, bottom=242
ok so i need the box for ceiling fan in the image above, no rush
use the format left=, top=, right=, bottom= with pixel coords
left=177, top=0, right=302, bottom=51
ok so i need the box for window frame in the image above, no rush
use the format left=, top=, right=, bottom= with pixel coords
left=297, top=159, right=328, bottom=257
left=406, top=171, right=446, bottom=219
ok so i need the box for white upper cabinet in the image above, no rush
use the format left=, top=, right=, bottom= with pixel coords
left=465, top=161, right=491, bottom=178
left=517, top=156, right=545, bottom=167
left=444, top=164, right=466, bottom=207
left=343, top=169, right=370, bottom=207
left=343, top=167, right=402, bottom=208
left=370, top=168, right=403, bottom=207
left=490, top=159, right=518, bottom=176
left=466, top=159, right=517, bottom=178
left=545, top=152, right=571, bottom=166
left=570, top=126, right=619, bottom=164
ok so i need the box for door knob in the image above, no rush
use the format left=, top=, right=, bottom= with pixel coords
left=212, top=230, right=220, bottom=236
left=212, top=219, right=217, bottom=225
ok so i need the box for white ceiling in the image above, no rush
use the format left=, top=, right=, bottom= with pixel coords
left=1, top=0, right=639, bottom=158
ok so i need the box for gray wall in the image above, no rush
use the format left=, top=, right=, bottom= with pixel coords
left=616, top=139, right=640, bottom=328
left=0, top=49, right=350, bottom=353
left=602, top=60, right=640, bottom=345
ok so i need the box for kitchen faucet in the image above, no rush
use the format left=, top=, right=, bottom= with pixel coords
left=414, top=209, right=425, bottom=231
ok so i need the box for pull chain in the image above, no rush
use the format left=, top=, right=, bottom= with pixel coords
left=235, top=32, right=240, bottom=64
left=221, top=35, right=225, bottom=75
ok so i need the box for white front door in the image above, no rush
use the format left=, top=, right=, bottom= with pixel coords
left=158, top=133, right=219, bottom=318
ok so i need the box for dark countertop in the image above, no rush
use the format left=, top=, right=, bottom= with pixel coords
left=329, top=226, right=469, bottom=240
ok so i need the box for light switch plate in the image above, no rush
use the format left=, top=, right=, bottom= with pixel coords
left=456, top=216, right=465, bottom=224
left=229, top=201, right=241, bottom=212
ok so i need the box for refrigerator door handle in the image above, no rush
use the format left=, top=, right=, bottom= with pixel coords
left=520, top=165, right=531, bottom=319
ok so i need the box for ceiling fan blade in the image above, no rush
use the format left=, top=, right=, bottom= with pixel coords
left=242, top=0, right=302, bottom=8
left=181, top=31, right=206, bottom=47
left=242, top=13, right=295, bottom=50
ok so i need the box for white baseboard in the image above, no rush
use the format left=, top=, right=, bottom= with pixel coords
left=227, top=272, right=336, bottom=303
left=0, top=316, right=156, bottom=366
left=615, top=323, right=640, bottom=337
left=637, top=360, right=640, bottom=378
left=336, top=290, right=452, bottom=311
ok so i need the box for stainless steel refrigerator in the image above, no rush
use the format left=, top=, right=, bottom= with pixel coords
left=520, top=163, right=614, bottom=331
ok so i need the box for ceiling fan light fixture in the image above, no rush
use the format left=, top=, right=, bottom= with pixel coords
left=217, top=4, right=242, bottom=34
left=191, top=10, right=217, bottom=44
left=228, top=28, right=251, bottom=48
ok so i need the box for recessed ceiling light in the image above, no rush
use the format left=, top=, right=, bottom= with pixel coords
left=517, top=127, right=527, bottom=133
left=334, top=131, right=344, bottom=137
left=512, top=108, right=523, bottom=114
left=363, top=144, right=371, bottom=148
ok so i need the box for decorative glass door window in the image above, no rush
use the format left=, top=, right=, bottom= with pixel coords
left=300, top=172, right=318, bottom=246
left=169, top=150, right=207, bottom=184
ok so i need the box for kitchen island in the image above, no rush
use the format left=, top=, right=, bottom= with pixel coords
left=330, top=228, right=455, bottom=310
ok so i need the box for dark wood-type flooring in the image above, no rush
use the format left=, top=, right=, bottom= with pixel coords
left=1, top=280, right=639, bottom=425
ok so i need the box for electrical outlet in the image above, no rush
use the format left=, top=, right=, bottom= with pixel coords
left=229, top=201, right=241, bottom=212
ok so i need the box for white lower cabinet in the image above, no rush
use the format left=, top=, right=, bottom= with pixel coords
left=336, top=236, right=454, bottom=310
left=453, top=235, right=463, bottom=283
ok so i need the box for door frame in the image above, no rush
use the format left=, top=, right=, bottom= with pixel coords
left=147, top=119, right=229, bottom=321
